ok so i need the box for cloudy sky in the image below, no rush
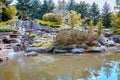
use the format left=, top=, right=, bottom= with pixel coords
left=12, top=0, right=116, bottom=11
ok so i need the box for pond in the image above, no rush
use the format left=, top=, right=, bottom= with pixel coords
left=0, top=52, right=120, bottom=80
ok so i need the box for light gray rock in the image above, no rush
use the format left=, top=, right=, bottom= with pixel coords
left=112, top=35, right=120, bottom=44
left=24, top=52, right=38, bottom=57
left=99, top=35, right=107, bottom=45
left=86, top=47, right=105, bottom=53
left=71, top=48, right=85, bottom=53
left=25, top=47, right=53, bottom=53
left=53, top=49, right=68, bottom=53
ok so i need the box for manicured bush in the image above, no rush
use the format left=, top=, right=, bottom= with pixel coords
left=43, top=13, right=63, bottom=23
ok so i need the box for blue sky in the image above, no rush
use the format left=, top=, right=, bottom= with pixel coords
left=12, top=0, right=116, bottom=11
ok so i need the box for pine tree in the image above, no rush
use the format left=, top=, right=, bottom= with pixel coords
left=68, top=10, right=81, bottom=29
left=16, top=0, right=31, bottom=20
left=102, top=2, right=112, bottom=28
left=74, top=1, right=90, bottom=19
left=29, top=0, right=42, bottom=19
left=41, top=0, right=55, bottom=19
left=66, top=0, right=75, bottom=11
left=89, top=2, right=100, bottom=26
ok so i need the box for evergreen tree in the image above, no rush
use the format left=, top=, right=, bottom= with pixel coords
left=66, top=0, right=75, bottom=11
left=89, top=2, right=100, bottom=26
left=68, top=10, right=81, bottom=29
left=58, top=0, right=66, bottom=9
left=29, top=0, right=42, bottom=19
left=102, top=2, right=112, bottom=28
left=41, top=0, right=55, bottom=19
left=0, top=0, right=13, bottom=22
left=16, top=0, right=31, bottom=20
left=74, top=1, right=90, bottom=19
left=112, top=11, right=120, bottom=29
left=0, top=0, right=13, bottom=6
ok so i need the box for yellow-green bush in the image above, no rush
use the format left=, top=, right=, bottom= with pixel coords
left=0, top=26, right=16, bottom=32
left=43, top=13, right=63, bottom=23
left=0, top=22, right=8, bottom=27
left=54, top=30, right=98, bottom=46
left=114, top=29, right=120, bottom=35
left=26, top=33, right=37, bottom=38
left=2, top=6, right=17, bottom=21
left=112, top=11, right=120, bottom=29
left=39, top=20, right=61, bottom=28
left=31, top=41, right=53, bottom=47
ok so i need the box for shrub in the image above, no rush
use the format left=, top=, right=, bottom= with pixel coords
left=54, top=30, right=72, bottom=45
left=43, top=13, right=63, bottom=23
left=39, top=20, right=61, bottom=28
left=2, top=6, right=17, bottom=21
left=26, top=33, right=37, bottom=38
left=0, top=22, right=8, bottom=26
left=31, top=41, right=53, bottom=47
left=112, top=11, right=120, bottom=29
left=0, top=26, right=16, bottom=32
left=54, top=30, right=98, bottom=46
left=113, top=29, right=120, bottom=35
left=68, top=11, right=81, bottom=29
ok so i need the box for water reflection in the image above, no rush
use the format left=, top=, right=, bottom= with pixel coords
left=0, top=53, right=120, bottom=80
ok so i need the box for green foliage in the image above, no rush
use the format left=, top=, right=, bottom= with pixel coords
left=0, top=21, right=8, bottom=26
left=112, top=11, right=120, bottom=29
left=113, top=29, right=120, bottom=35
left=58, top=0, right=66, bottom=9
left=89, top=2, right=100, bottom=26
left=40, top=0, right=55, bottom=19
left=0, top=26, right=16, bottom=32
left=39, top=20, right=61, bottom=28
left=54, top=30, right=97, bottom=46
left=56, top=45, right=64, bottom=50
left=102, top=2, right=112, bottom=28
left=2, top=6, right=17, bottom=21
left=27, top=0, right=42, bottom=19
left=26, top=33, right=37, bottom=38
left=66, top=0, right=75, bottom=11
left=16, top=0, right=55, bottom=19
left=0, top=0, right=12, bottom=6
left=74, top=1, right=90, bottom=19
left=31, top=41, right=53, bottom=47
left=43, top=13, right=63, bottom=22
left=0, top=18, right=18, bottom=26
left=68, top=10, right=81, bottom=29
left=97, top=19, right=103, bottom=36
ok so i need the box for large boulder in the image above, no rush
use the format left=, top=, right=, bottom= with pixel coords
left=111, top=35, right=120, bottom=44
left=98, top=35, right=107, bottom=45
left=0, top=58, right=3, bottom=63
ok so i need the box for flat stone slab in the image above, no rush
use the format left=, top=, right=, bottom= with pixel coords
left=53, top=49, right=68, bottom=53
left=24, top=52, right=38, bottom=57
left=71, top=48, right=85, bottom=53
left=25, top=47, right=53, bottom=53
left=86, top=47, right=105, bottom=53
